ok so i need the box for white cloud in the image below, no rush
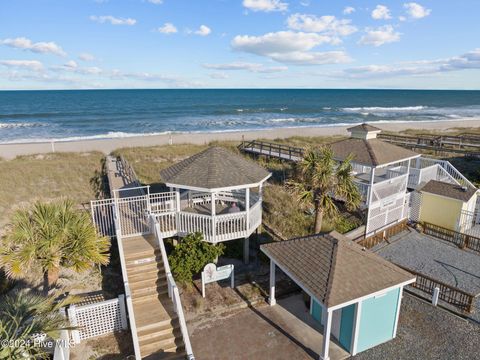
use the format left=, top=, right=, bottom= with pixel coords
left=371, top=5, right=392, bottom=20
left=147, top=0, right=163, bottom=4
left=209, top=72, right=229, bottom=79
left=0, top=59, right=44, bottom=71
left=358, top=25, right=400, bottom=46
left=79, top=53, right=95, bottom=61
left=156, top=23, right=178, bottom=34
left=399, top=16, right=407, bottom=22
left=195, top=25, right=211, bottom=36
left=52, top=60, right=103, bottom=75
left=202, top=62, right=287, bottom=73
left=243, top=0, right=288, bottom=13
left=337, top=49, right=480, bottom=78
left=343, top=6, right=355, bottom=15
left=286, top=14, right=357, bottom=38
left=1, top=37, right=66, bottom=57
left=404, top=2, right=431, bottom=19
left=232, top=31, right=351, bottom=65
left=90, top=15, right=136, bottom=26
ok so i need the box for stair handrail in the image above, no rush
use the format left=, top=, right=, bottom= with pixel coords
left=113, top=204, right=142, bottom=360
left=151, top=215, right=195, bottom=360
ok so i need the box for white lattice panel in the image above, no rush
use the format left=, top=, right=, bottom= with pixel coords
left=408, top=191, right=422, bottom=222
left=68, top=296, right=127, bottom=342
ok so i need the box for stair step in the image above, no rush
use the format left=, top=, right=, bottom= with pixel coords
left=138, top=320, right=180, bottom=342
left=132, top=283, right=168, bottom=297
left=126, top=254, right=162, bottom=267
left=127, top=261, right=164, bottom=275
left=128, top=267, right=163, bottom=282
left=140, top=337, right=184, bottom=358
left=139, top=328, right=182, bottom=348
left=125, top=247, right=160, bottom=260
left=130, top=274, right=167, bottom=291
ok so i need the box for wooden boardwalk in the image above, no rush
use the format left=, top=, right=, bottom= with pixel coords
left=123, top=234, right=186, bottom=359
left=238, top=140, right=303, bottom=162
left=105, top=155, right=145, bottom=198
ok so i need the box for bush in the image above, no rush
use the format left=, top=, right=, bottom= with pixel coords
left=168, top=233, right=225, bottom=284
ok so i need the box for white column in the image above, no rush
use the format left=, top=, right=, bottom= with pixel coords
left=365, top=167, right=376, bottom=236
left=211, top=192, right=216, bottom=243
left=320, top=309, right=332, bottom=360
left=351, top=301, right=362, bottom=356
left=392, top=287, right=404, bottom=338
left=175, top=188, right=181, bottom=211
left=269, top=259, right=276, bottom=306
left=245, top=187, right=250, bottom=232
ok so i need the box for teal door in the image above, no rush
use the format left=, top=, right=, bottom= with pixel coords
left=338, top=304, right=355, bottom=352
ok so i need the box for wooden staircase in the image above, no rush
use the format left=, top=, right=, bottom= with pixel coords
left=123, top=234, right=187, bottom=359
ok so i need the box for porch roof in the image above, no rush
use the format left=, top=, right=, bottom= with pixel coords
left=160, top=146, right=271, bottom=191
left=261, top=231, right=414, bottom=308
left=329, top=137, right=419, bottom=167
left=420, top=180, right=477, bottom=202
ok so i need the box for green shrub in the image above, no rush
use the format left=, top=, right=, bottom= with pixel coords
left=168, top=233, right=225, bottom=284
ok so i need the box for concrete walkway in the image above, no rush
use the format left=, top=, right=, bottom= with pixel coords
left=189, top=294, right=349, bottom=360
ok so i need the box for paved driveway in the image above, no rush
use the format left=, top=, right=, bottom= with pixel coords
left=189, top=294, right=349, bottom=360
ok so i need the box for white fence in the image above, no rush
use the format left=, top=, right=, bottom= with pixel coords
left=409, top=157, right=475, bottom=189
left=53, top=329, right=71, bottom=360
left=67, top=295, right=128, bottom=343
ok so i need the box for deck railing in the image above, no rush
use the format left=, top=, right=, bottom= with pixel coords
left=152, top=217, right=194, bottom=360
left=396, top=264, right=477, bottom=313
left=239, top=139, right=304, bottom=161
left=423, top=222, right=480, bottom=254
left=409, top=157, right=475, bottom=189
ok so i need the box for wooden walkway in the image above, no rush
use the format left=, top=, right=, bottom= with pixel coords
left=124, top=234, right=186, bottom=359
left=105, top=155, right=145, bottom=198
left=238, top=140, right=303, bottom=162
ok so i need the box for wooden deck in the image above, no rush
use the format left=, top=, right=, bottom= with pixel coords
left=106, top=155, right=145, bottom=198
left=123, top=234, right=186, bottom=359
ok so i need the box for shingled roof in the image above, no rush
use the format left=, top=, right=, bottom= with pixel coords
left=261, top=231, right=414, bottom=308
left=420, top=180, right=477, bottom=202
left=160, top=146, right=271, bottom=190
left=347, top=123, right=381, bottom=132
left=330, top=138, right=419, bottom=166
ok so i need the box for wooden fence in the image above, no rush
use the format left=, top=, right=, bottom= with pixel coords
left=396, top=264, right=477, bottom=313
left=423, top=222, right=480, bottom=254
left=357, top=219, right=408, bottom=249
left=238, top=140, right=304, bottom=162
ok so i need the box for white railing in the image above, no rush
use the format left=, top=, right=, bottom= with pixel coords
left=457, top=209, right=480, bottom=236
left=152, top=219, right=194, bottom=360
left=410, top=157, right=475, bottom=189
left=249, top=200, right=262, bottom=232
left=215, top=212, right=247, bottom=242
left=113, top=204, right=142, bottom=360
left=177, top=211, right=214, bottom=241
left=90, top=198, right=116, bottom=238
left=353, top=180, right=370, bottom=202
left=150, top=191, right=177, bottom=213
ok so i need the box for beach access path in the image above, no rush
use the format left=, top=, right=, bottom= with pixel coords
left=1, top=119, right=479, bottom=160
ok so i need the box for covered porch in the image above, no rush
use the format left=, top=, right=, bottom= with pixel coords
left=261, top=231, right=415, bottom=360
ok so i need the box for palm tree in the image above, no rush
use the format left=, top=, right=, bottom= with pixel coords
left=0, top=290, right=73, bottom=360
left=0, top=200, right=110, bottom=292
left=288, top=146, right=361, bottom=233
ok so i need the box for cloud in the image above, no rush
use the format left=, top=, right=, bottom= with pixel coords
left=371, top=5, right=392, bottom=20
left=195, top=25, right=211, bottom=36
left=343, top=6, right=355, bottom=15
left=286, top=14, right=357, bottom=38
left=202, top=62, right=287, bottom=73
left=404, top=2, right=431, bottom=19
left=79, top=53, right=95, bottom=61
left=52, top=60, right=103, bottom=75
left=208, top=72, right=229, bottom=79
left=243, top=0, right=288, bottom=13
left=1, top=37, right=66, bottom=57
left=156, top=23, right=178, bottom=34
left=337, top=49, right=480, bottom=78
left=147, top=0, right=163, bottom=4
left=358, top=25, right=400, bottom=46
left=0, top=59, right=44, bottom=71
left=231, top=31, right=351, bottom=65
left=89, top=15, right=136, bottom=25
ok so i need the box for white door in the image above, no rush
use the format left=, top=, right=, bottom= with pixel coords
left=331, top=308, right=342, bottom=340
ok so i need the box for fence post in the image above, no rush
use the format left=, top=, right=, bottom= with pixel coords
left=67, top=305, right=81, bottom=344
left=432, top=287, right=440, bottom=306
left=118, top=294, right=128, bottom=330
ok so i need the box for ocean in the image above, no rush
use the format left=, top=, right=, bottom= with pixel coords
left=1, top=89, right=480, bottom=144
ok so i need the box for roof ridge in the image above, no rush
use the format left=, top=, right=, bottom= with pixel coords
left=323, top=235, right=339, bottom=305
left=363, top=139, right=379, bottom=166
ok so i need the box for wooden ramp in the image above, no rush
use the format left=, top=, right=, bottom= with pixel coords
left=123, top=234, right=186, bottom=359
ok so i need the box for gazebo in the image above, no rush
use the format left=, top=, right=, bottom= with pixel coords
left=261, top=231, right=415, bottom=359
left=158, top=146, right=271, bottom=263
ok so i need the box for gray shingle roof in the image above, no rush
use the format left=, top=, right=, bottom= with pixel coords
left=330, top=138, right=419, bottom=166
left=160, top=146, right=271, bottom=190
left=261, top=231, right=414, bottom=307
left=347, top=123, right=382, bottom=132
left=420, top=180, right=477, bottom=202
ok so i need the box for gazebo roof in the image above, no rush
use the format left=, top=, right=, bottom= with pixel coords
left=160, top=146, right=271, bottom=190
left=261, top=231, right=414, bottom=308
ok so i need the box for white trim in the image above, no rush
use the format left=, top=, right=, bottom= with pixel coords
left=351, top=301, right=362, bottom=356
left=392, top=286, right=404, bottom=338
left=320, top=309, right=333, bottom=360
left=164, top=174, right=271, bottom=193
left=420, top=190, right=473, bottom=204
left=269, top=259, right=276, bottom=306
left=327, top=278, right=415, bottom=311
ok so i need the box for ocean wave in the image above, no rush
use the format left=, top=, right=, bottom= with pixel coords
left=0, top=122, right=47, bottom=129
left=342, top=106, right=428, bottom=112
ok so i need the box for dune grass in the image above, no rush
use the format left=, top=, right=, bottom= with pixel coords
left=0, top=152, right=104, bottom=229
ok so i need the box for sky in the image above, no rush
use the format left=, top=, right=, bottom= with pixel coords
left=0, top=0, right=479, bottom=90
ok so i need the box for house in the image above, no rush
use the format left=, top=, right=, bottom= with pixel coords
left=418, top=180, right=479, bottom=232
left=261, top=231, right=416, bottom=360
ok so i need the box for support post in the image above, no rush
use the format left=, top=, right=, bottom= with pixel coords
left=246, top=187, right=250, bottom=232
left=67, top=305, right=81, bottom=344
left=175, top=188, right=180, bottom=211
left=393, top=287, right=404, bottom=338
left=211, top=192, right=216, bottom=243
left=320, top=309, right=332, bottom=360
left=243, top=236, right=250, bottom=264
left=432, top=287, right=440, bottom=307
left=118, top=294, right=128, bottom=330
left=269, top=259, right=276, bottom=306
left=365, top=167, right=376, bottom=236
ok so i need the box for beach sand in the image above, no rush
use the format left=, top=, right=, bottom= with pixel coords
left=1, top=119, right=479, bottom=160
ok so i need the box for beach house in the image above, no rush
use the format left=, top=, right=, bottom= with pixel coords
left=261, top=231, right=416, bottom=360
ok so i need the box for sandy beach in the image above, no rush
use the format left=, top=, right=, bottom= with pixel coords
left=1, top=119, right=479, bottom=160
